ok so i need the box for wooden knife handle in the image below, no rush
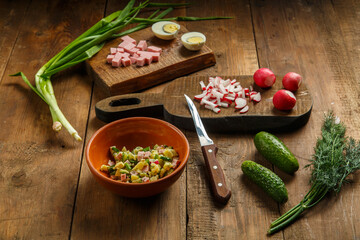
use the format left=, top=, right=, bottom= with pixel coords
left=95, top=93, right=164, bottom=123
left=201, top=144, right=231, bottom=204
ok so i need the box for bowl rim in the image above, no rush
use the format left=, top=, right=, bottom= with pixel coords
left=86, top=117, right=190, bottom=186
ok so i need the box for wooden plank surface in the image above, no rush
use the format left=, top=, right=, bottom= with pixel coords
left=0, top=0, right=105, bottom=239
left=70, top=1, right=187, bottom=240
left=86, top=24, right=216, bottom=95
left=251, top=0, right=360, bottom=239
left=0, top=0, right=359, bottom=240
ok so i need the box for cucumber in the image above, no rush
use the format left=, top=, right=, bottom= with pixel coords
left=241, top=160, right=288, bottom=203
left=254, top=131, right=299, bottom=174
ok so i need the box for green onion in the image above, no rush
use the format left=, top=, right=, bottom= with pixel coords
left=11, top=1, right=231, bottom=141
left=160, top=156, right=171, bottom=161
left=125, top=163, right=132, bottom=171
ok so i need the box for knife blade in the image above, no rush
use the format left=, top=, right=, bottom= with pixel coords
left=184, top=94, right=231, bottom=204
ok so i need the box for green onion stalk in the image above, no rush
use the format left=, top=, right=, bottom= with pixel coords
left=268, top=112, right=360, bottom=234
left=11, top=0, right=231, bottom=141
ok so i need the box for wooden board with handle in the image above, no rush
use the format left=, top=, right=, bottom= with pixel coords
left=95, top=75, right=313, bottom=133
left=86, top=24, right=216, bottom=96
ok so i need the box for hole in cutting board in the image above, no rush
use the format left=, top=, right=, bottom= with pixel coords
left=109, top=98, right=141, bottom=107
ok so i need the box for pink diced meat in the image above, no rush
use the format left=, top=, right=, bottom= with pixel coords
left=147, top=46, right=162, bottom=53
left=144, top=55, right=153, bottom=65
left=121, top=35, right=136, bottom=44
left=137, top=40, right=147, bottom=51
left=121, top=57, right=131, bottom=67
left=142, top=177, right=150, bottom=183
left=117, top=47, right=124, bottom=53
left=110, top=48, right=117, bottom=55
left=126, top=48, right=139, bottom=55
left=120, top=174, right=127, bottom=182
left=123, top=43, right=136, bottom=52
left=133, top=53, right=139, bottom=58
left=129, top=56, right=137, bottom=64
left=107, top=55, right=115, bottom=63
left=142, top=165, right=149, bottom=173
left=136, top=56, right=145, bottom=66
left=148, top=52, right=160, bottom=62
left=114, top=52, right=122, bottom=59
left=112, top=57, right=121, bottom=67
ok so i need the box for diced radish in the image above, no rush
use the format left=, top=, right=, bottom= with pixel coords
left=200, top=81, right=206, bottom=90
left=219, top=102, right=229, bottom=108
left=251, top=92, right=261, bottom=102
left=194, top=91, right=207, bottom=100
left=244, top=88, right=250, bottom=97
left=201, top=99, right=218, bottom=108
left=253, top=68, right=276, bottom=88
left=235, top=98, right=247, bottom=109
left=239, top=105, right=249, bottom=113
left=205, top=105, right=221, bottom=113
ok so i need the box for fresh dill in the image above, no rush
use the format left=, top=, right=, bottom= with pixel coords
left=268, top=112, right=360, bottom=234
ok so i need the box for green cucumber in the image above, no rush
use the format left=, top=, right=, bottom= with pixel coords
left=241, top=160, right=288, bottom=203
left=254, top=131, right=299, bottom=174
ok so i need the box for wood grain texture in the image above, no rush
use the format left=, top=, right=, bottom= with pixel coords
left=183, top=0, right=280, bottom=239
left=86, top=24, right=216, bottom=95
left=0, top=0, right=30, bottom=82
left=71, top=1, right=187, bottom=240
left=0, top=0, right=104, bottom=239
left=252, top=0, right=360, bottom=239
left=95, top=75, right=313, bottom=133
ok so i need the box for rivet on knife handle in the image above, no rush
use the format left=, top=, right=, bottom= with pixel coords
left=201, top=144, right=231, bottom=204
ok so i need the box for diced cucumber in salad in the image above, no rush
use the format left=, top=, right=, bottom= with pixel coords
left=100, top=145, right=180, bottom=183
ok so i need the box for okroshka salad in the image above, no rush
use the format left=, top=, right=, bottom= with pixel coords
left=100, top=145, right=179, bottom=183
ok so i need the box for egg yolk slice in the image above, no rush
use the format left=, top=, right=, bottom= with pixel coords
left=187, top=36, right=204, bottom=44
left=162, top=24, right=179, bottom=33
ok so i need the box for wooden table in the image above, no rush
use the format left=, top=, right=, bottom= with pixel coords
left=1, top=0, right=359, bottom=239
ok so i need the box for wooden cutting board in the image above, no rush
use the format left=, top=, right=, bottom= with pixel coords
left=86, top=24, right=216, bottom=96
left=95, top=75, right=313, bottom=133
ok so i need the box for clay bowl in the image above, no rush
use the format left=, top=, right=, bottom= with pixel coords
left=86, top=117, right=190, bottom=198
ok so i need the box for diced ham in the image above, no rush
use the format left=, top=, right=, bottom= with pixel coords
left=148, top=52, right=160, bottom=62
left=126, top=47, right=139, bottom=55
left=108, top=160, right=115, bottom=166
left=147, top=46, right=162, bottom=53
left=172, top=158, right=179, bottom=168
left=136, top=56, right=145, bottom=66
left=112, top=57, right=121, bottom=67
left=114, top=52, right=122, bottom=59
left=142, top=177, right=150, bottom=183
left=133, top=53, right=139, bottom=58
left=142, top=165, right=149, bottom=173
left=123, top=43, right=137, bottom=52
left=121, top=57, right=131, bottom=67
left=120, top=174, right=127, bottom=182
left=117, top=47, right=124, bottom=53
left=137, top=40, right=147, bottom=51
left=110, top=48, right=117, bottom=55
left=121, top=35, right=136, bottom=44
left=129, top=56, right=137, bottom=64
left=144, top=55, right=153, bottom=65
left=106, top=55, right=115, bottom=63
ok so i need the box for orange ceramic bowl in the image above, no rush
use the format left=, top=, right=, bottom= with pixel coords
left=86, top=117, right=190, bottom=198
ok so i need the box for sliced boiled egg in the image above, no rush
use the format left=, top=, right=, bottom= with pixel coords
left=181, top=32, right=206, bottom=51
left=152, top=21, right=180, bottom=40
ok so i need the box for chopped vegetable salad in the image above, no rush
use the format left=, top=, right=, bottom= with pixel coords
left=100, top=145, right=179, bottom=183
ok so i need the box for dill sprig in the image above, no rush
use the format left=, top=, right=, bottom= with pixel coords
left=268, top=112, right=360, bottom=234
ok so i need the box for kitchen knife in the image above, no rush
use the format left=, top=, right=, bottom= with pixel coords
left=184, top=94, right=231, bottom=204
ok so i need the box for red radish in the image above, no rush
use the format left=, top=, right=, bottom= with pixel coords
left=282, top=72, right=302, bottom=92
left=273, top=89, right=296, bottom=110
left=235, top=98, right=247, bottom=109
left=253, top=68, right=276, bottom=88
